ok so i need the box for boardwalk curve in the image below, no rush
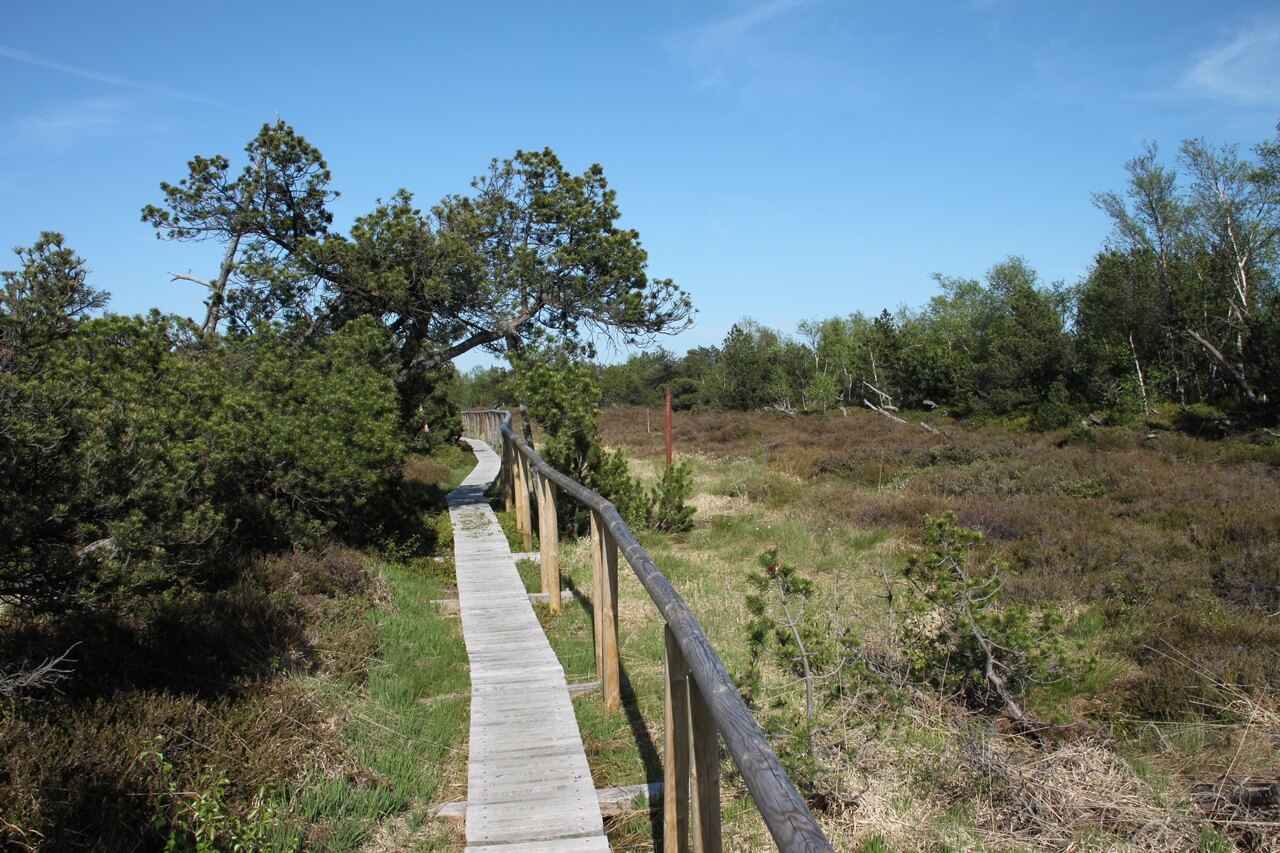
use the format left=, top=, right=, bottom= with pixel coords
left=450, top=437, right=610, bottom=851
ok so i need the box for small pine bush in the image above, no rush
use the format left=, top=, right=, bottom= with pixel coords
left=649, top=461, right=696, bottom=533
left=899, top=512, right=1078, bottom=711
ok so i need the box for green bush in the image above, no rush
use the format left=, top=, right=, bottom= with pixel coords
left=208, top=318, right=405, bottom=549
left=740, top=548, right=873, bottom=801
left=1028, top=399, right=1076, bottom=432
left=1, top=296, right=404, bottom=612
left=649, top=460, right=696, bottom=533
left=143, top=736, right=297, bottom=852
left=509, top=340, right=694, bottom=532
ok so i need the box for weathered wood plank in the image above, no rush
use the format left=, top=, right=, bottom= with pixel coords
left=433, top=781, right=661, bottom=823
left=451, top=438, right=609, bottom=852
left=468, top=834, right=611, bottom=852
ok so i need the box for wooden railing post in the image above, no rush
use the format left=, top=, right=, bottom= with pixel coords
left=539, top=477, right=560, bottom=614
left=530, top=467, right=544, bottom=558
left=664, top=625, right=691, bottom=853
left=514, top=451, right=533, bottom=551
left=600, top=520, right=620, bottom=713
left=589, top=509, right=620, bottom=712
left=591, top=511, right=605, bottom=678
left=689, top=679, right=722, bottom=853
left=513, top=447, right=524, bottom=538
left=501, top=434, right=514, bottom=513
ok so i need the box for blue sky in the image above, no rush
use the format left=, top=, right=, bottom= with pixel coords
left=3, top=1, right=1278, bottom=369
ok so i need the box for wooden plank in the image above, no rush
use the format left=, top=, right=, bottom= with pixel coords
left=451, top=438, right=608, bottom=852
left=434, top=781, right=661, bottom=823
left=468, top=824, right=611, bottom=845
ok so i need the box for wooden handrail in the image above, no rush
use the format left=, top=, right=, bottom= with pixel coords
left=461, top=409, right=833, bottom=853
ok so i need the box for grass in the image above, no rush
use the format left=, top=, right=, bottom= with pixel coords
left=602, top=405, right=1280, bottom=721
left=22, top=406, right=1260, bottom=850
left=295, top=557, right=469, bottom=850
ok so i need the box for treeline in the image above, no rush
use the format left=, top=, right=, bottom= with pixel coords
left=462, top=125, right=1280, bottom=425
left=598, top=256, right=1096, bottom=426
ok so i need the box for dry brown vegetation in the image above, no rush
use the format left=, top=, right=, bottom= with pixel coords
left=598, top=405, right=1280, bottom=850
left=0, top=547, right=376, bottom=850
left=604, top=406, right=1280, bottom=719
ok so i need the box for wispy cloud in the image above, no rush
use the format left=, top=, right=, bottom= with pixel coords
left=12, top=96, right=144, bottom=151
left=1180, top=17, right=1280, bottom=106
left=667, top=0, right=823, bottom=91
left=0, top=45, right=217, bottom=106
left=692, top=0, right=813, bottom=48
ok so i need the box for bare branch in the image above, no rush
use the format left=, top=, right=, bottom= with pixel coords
left=168, top=271, right=213, bottom=287
left=861, top=380, right=896, bottom=408
left=863, top=398, right=907, bottom=424
left=0, top=644, right=78, bottom=701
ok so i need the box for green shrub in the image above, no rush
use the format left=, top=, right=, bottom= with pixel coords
left=508, top=340, right=694, bottom=533
left=1028, top=399, right=1076, bottom=432
left=740, top=548, right=876, bottom=802
left=143, top=736, right=297, bottom=852
left=1, top=308, right=405, bottom=613
left=649, top=460, right=696, bottom=533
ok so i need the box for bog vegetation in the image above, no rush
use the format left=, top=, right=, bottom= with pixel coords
left=2, top=118, right=1278, bottom=850
left=591, top=405, right=1280, bottom=850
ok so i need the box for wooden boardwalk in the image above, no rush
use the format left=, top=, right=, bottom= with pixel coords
left=450, top=438, right=610, bottom=852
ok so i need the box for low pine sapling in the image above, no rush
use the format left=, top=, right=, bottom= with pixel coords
left=649, top=461, right=696, bottom=533
left=899, top=511, right=1078, bottom=729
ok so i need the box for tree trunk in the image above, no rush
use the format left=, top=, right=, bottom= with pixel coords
left=203, top=231, right=243, bottom=336
left=1129, top=332, right=1150, bottom=414
left=1185, top=327, right=1257, bottom=404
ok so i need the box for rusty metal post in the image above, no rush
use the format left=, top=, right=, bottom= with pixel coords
left=665, top=387, right=673, bottom=468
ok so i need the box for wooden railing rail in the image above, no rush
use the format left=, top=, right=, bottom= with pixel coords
left=461, top=409, right=833, bottom=853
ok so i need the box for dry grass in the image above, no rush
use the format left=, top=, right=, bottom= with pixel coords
left=602, top=406, right=1280, bottom=718
left=813, top=698, right=1205, bottom=851
left=0, top=546, right=373, bottom=850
